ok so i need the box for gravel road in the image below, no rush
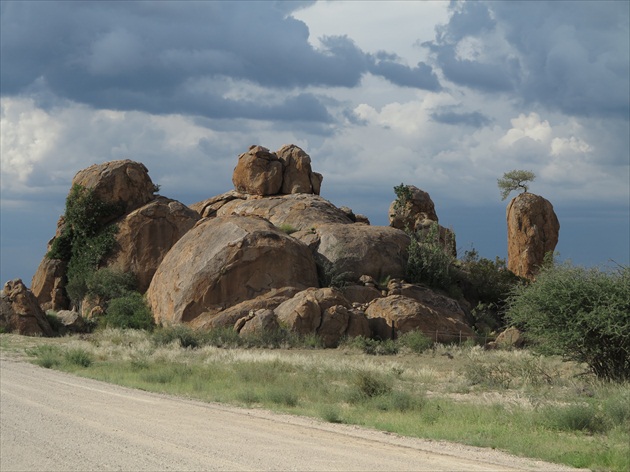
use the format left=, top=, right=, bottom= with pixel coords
left=0, top=354, right=582, bottom=472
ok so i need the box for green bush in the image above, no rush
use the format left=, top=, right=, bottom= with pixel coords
left=48, top=184, right=121, bottom=309
left=348, top=336, right=399, bottom=355
left=152, top=325, right=202, bottom=348
left=104, top=293, right=155, bottom=331
left=353, top=370, right=392, bottom=398
left=398, top=331, right=433, bottom=353
left=406, top=222, right=456, bottom=292
left=505, top=263, right=630, bottom=381
left=64, top=348, right=93, bottom=367
left=86, top=268, right=136, bottom=302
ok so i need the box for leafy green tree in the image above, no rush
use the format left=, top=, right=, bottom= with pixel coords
left=497, top=170, right=536, bottom=201
left=505, top=263, right=630, bottom=381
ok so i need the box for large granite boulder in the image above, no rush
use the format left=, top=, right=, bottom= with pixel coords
left=276, top=144, right=322, bottom=195
left=215, top=193, right=353, bottom=230
left=386, top=280, right=468, bottom=324
left=147, top=216, right=318, bottom=325
left=232, top=146, right=283, bottom=196
left=0, top=279, right=54, bottom=336
left=364, top=295, right=475, bottom=342
left=506, top=192, right=560, bottom=280
left=105, top=197, right=200, bottom=292
left=72, top=159, right=157, bottom=222
left=294, top=223, right=410, bottom=283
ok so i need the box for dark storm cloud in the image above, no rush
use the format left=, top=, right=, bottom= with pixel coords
left=423, top=1, right=630, bottom=119
left=0, top=0, right=440, bottom=122
left=430, top=110, right=491, bottom=128
left=369, top=60, right=441, bottom=91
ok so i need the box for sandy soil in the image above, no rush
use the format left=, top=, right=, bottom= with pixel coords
left=0, top=354, right=584, bottom=472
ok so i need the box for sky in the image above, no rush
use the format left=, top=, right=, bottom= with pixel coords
left=1, top=0, right=629, bottom=286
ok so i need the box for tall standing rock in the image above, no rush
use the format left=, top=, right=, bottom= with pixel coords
left=276, top=144, right=322, bottom=195
left=506, top=192, right=559, bottom=279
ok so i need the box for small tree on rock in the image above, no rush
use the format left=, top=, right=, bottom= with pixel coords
left=498, top=170, right=536, bottom=201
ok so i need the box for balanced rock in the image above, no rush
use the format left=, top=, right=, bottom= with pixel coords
left=506, top=192, right=559, bottom=279
left=0, top=279, right=53, bottom=336
left=147, top=216, right=318, bottom=325
left=105, top=197, right=200, bottom=292
left=365, top=295, right=475, bottom=342
left=276, top=144, right=322, bottom=195
left=232, top=146, right=283, bottom=196
left=72, top=159, right=157, bottom=222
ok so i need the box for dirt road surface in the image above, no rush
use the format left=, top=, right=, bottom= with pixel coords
left=1, top=355, right=581, bottom=472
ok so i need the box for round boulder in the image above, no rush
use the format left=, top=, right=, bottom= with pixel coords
left=147, top=216, right=318, bottom=325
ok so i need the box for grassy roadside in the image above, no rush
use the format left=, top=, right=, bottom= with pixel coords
left=2, top=329, right=628, bottom=471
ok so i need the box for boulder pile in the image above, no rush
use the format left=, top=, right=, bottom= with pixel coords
left=11, top=145, right=478, bottom=345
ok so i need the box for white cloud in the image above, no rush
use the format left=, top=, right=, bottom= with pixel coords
left=499, top=112, right=552, bottom=147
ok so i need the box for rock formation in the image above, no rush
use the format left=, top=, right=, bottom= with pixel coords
left=388, top=184, right=456, bottom=256
left=1, top=279, right=54, bottom=336
left=13, top=144, right=481, bottom=345
left=506, top=192, right=559, bottom=279
left=147, top=216, right=319, bottom=325
left=72, top=159, right=157, bottom=222
left=232, top=144, right=322, bottom=196
left=105, top=196, right=200, bottom=292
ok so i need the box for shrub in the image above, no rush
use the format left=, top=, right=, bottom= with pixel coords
left=28, top=345, right=63, bottom=368
left=86, top=268, right=136, bottom=302
left=406, top=222, right=456, bottom=292
left=277, top=223, right=298, bottom=235
left=104, top=292, right=155, bottom=331
left=398, top=331, right=433, bottom=353
left=48, top=184, right=121, bottom=309
left=505, top=263, right=630, bottom=381
left=64, top=348, right=93, bottom=367
left=152, top=325, right=201, bottom=348
left=353, top=370, right=392, bottom=398
left=348, top=336, right=399, bottom=355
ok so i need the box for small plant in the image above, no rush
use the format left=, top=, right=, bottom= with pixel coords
left=353, top=370, right=392, bottom=398
left=543, top=404, right=608, bottom=434
left=497, top=169, right=536, bottom=201
left=398, top=331, right=433, bottom=354
left=28, top=345, right=63, bottom=368
left=319, top=404, right=344, bottom=423
left=277, top=223, right=298, bottom=235
left=393, top=183, right=414, bottom=211
left=152, top=325, right=202, bottom=348
left=104, top=292, right=155, bottom=331
left=348, top=336, right=398, bottom=355
left=65, top=348, right=93, bottom=367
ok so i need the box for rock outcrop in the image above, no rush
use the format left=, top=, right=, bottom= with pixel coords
left=147, top=216, right=319, bottom=325
left=294, top=223, right=410, bottom=283
left=0, top=279, right=54, bottom=336
left=31, top=258, right=68, bottom=311
left=276, top=144, right=322, bottom=195
left=506, top=192, right=559, bottom=279
left=72, top=159, right=157, bottom=222
left=365, top=295, right=474, bottom=342
left=105, top=197, right=200, bottom=292
left=232, top=145, right=323, bottom=197
left=388, top=185, right=456, bottom=256
left=232, top=146, right=284, bottom=196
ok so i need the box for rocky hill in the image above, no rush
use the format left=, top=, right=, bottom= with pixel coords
left=2, top=144, right=475, bottom=343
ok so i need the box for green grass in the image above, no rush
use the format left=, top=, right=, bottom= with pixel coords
left=3, top=329, right=629, bottom=472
